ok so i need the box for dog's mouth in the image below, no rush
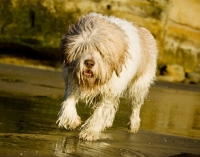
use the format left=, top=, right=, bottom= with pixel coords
left=83, top=69, right=93, bottom=77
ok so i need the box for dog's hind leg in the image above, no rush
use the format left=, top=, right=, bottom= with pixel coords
left=127, top=79, right=150, bottom=133
left=57, top=93, right=81, bottom=130
left=79, top=99, right=118, bottom=141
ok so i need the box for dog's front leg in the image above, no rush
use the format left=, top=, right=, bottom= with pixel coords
left=57, top=94, right=81, bottom=130
left=79, top=99, right=118, bottom=141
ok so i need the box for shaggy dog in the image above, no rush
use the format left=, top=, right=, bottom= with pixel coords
left=57, top=12, right=158, bottom=141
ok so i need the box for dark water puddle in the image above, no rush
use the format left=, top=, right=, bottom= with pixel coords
left=0, top=94, right=59, bottom=134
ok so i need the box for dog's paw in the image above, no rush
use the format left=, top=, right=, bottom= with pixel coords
left=57, top=116, right=82, bottom=130
left=128, top=119, right=140, bottom=133
left=79, top=130, right=100, bottom=141
left=128, top=125, right=140, bottom=133
left=68, top=116, right=82, bottom=130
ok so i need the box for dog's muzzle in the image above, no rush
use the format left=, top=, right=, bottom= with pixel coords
left=84, top=59, right=95, bottom=68
left=83, top=59, right=95, bottom=77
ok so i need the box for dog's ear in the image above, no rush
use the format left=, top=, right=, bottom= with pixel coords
left=60, top=34, right=72, bottom=67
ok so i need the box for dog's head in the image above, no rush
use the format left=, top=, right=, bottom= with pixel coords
left=60, top=15, right=129, bottom=90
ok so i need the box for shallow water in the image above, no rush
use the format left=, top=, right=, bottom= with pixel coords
left=0, top=64, right=200, bottom=156
left=141, top=85, right=200, bottom=139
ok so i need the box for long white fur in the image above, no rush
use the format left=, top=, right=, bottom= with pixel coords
left=57, top=12, right=158, bottom=141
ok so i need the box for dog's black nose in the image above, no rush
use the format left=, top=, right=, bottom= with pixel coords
left=84, top=59, right=95, bottom=68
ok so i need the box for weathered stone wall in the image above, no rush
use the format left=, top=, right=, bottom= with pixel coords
left=0, top=0, right=199, bottom=71
left=162, top=0, right=200, bottom=72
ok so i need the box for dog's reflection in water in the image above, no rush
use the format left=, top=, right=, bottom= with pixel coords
left=54, top=136, right=77, bottom=154
left=54, top=135, right=111, bottom=156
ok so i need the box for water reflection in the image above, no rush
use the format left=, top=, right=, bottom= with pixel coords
left=53, top=134, right=149, bottom=157
left=0, top=95, right=60, bottom=134
left=141, top=86, right=200, bottom=138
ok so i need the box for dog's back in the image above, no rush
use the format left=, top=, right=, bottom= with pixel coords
left=87, top=13, right=158, bottom=98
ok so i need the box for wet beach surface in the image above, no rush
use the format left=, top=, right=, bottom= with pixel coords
left=0, top=63, right=200, bottom=157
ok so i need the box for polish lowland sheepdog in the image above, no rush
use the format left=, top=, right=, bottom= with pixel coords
left=57, top=12, right=158, bottom=141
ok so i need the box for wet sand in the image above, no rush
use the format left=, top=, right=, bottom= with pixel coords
left=0, top=63, right=200, bottom=157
